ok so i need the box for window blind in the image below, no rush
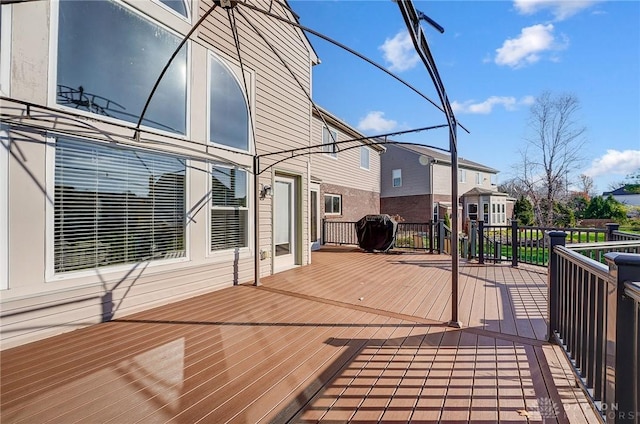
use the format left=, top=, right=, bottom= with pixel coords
left=54, top=139, right=186, bottom=272
left=211, top=166, right=248, bottom=251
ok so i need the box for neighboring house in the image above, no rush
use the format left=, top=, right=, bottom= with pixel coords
left=0, top=0, right=319, bottom=348
left=603, top=186, right=640, bottom=207
left=310, top=107, right=383, bottom=247
left=380, top=144, right=513, bottom=230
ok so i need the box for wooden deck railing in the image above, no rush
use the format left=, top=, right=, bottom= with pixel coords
left=548, top=231, right=640, bottom=423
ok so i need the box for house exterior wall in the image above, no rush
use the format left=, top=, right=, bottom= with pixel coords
left=320, top=183, right=380, bottom=222
left=380, top=194, right=432, bottom=222
left=311, top=112, right=381, bottom=223
left=380, top=145, right=430, bottom=198
left=1, top=0, right=314, bottom=348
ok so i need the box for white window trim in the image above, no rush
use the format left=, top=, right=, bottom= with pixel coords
left=459, top=169, right=466, bottom=183
left=45, top=135, right=190, bottom=282
left=324, top=193, right=341, bottom=216
left=206, top=50, right=255, bottom=155
left=152, top=0, right=192, bottom=23
left=0, top=4, right=11, bottom=97
left=360, top=145, right=370, bottom=170
left=207, top=163, right=253, bottom=260
left=0, top=129, right=8, bottom=289
left=467, top=203, right=478, bottom=219
left=476, top=172, right=482, bottom=185
left=48, top=0, right=192, bottom=140
left=322, top=126, right=338, bottom=159
left=392, top=169, right=402, bottom=188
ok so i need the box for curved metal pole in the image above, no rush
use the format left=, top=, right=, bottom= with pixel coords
left=235, top=0, right=470, bottom=134
left=135, top=3, right=218, bottom=135
left=397, top=0, right=461, bottom=328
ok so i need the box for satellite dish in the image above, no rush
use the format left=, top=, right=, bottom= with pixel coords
left=418, top=155, right=430, bottom=166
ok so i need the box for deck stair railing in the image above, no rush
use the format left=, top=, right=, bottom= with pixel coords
left=548, top=231, right=640, bottom=423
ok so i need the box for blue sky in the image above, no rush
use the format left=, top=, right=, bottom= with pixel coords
left=289, top=0, right=640, bottom=193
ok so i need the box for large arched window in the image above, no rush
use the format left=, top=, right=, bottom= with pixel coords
left=209, top=54, right=249, bottom=152
left=56, top=0, right=188, bottom=135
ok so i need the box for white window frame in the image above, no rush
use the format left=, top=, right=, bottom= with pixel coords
left=360, top=146, right=370, bottom=170
left=476, top=172, right=482, bottom=185
left=324, top=193, right=341, bottom=216
left=0, top=4, right=11, bottom=96
left=45, top=136, right=189, bottom=282
left=392, top=169, right=402, bottom=188
left=207, top=50, right=255, bottom=154
left=433, top=202, right=439, bottom=222
left=459, top=169, right=466, bottom=183
left=208, top=163, right=252, bottom=258
left=0, top=129, right=8, bottom=289
left=49, top=0, right=192, bottom=139
left=467, top=203, right=478, bottom=221
left=152, top=0, right=192, bottom=22
left=322, top=126, right=338, bottom=158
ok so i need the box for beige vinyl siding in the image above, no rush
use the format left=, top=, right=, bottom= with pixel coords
left=310, top=115, right=380, bottom=194
left=433, top=164, right=497, bottom=196
left=1, top=0, right=313, bottom=348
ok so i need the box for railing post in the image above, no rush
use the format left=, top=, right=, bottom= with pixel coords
left=606, top=223, right=620, bottom=242
left=429, top=221, right=435, bottom=254
left=511, top=220, right=518, bottom=267
left=470, top=220, right=477, bottom=259
left=478, top=221, right=484, bottom=265
left=603, top=252, right=640, bottom=422
left=438, top=219, right=445, bottom=254
left=547, top=231, right=567, bottom=342
left=321, top=218, right=326, bottom=245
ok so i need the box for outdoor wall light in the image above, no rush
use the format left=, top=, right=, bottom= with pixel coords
left=260, top=184, right=272, bottom=199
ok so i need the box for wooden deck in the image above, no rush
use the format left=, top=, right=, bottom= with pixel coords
left=1, top=247, right=599, bottom=423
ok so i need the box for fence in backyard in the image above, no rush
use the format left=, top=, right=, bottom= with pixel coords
left=547, top=232, right=640, bottom=423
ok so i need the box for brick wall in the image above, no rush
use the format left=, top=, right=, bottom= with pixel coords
left=381, top=194, right=433, bottom=222
left=321, top=183, right=380, bottom=222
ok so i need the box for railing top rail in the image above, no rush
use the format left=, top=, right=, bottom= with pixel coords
left=554, top=245, right=609, bottom=280
left=624, top=282, right=640, bottom=303
left=521, top=225, right=606, bottom=232
left=566, top=240, right=640, bottom=251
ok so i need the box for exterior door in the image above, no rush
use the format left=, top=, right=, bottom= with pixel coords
left=274, top=176, right=297, bottom=271
left=310, top=183, right=321, bottom=251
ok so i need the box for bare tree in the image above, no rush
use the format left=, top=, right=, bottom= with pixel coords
left=516, top=91, right=586, bottom=226
left=577, top=173, right=595, bottom=197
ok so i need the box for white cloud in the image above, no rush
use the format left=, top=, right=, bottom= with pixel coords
left=451, top=96, right=534, bottom=114
left=584, top=150, right=640, bottom=177
left=379, top=31, right=419, bottom=72
left=357, top=111, right=397, bottom=132
left=495, top=24, right=564, bottom=68
left=514, top=0, right=601, bottom=21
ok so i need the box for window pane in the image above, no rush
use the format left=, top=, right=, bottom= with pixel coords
left=324, top=195, right=332, bottom=213
left=360, top=146, right=370, bottom=169
left=57, top=0, right=187, bottom=134
left=54, top=139, right=185, bottom=272
left=158, top=0, right=189, bottom=17
left=322, top=127, right=337, bottom=155
left=210, top=55, right=249, bottom=151
left=333, top=196, right=341, bottom=214
left=211, top=167, right=247, bottom=208
left=211, top=209, right=247, bottom=251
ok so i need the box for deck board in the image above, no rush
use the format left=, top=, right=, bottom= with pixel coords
left=1, top=247, right=599, bottom=423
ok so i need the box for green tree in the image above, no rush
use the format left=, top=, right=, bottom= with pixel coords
left=514, top=196, right=534, bottom=226
left=584, top=195, right=627, bottom=221
left=568, top=193, right=589, bottom=219
left=553, top=202, right=575, bottom=227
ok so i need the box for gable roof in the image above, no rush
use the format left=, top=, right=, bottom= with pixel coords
left=313, top=106, right=386, bottom=152
left=603, top=185, right=640, bottom=196
left=461, top=187, right=508, bottom=197
left=392, top=143, right=499, bottom=174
